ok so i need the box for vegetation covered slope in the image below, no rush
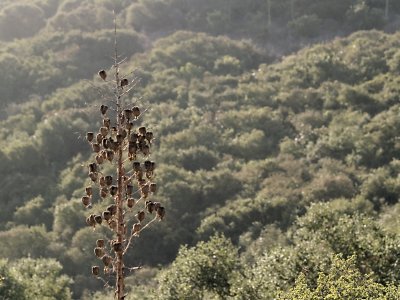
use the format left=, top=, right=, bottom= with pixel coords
left=0, top=0, right=399, bottom=299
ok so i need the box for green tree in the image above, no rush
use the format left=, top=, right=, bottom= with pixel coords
left=52, top=198, right=86, bottom=242
left=157, top=235, right=240, bottom=299
left=13, top=195, right=53, bottom=228
left=294, top=201, right=400, bottom=284
left=0, top=259, right=26, bottom=300
left=0, top=3, right=45, bottom=40
left=0, top=225, right=52, bottom=259
left=11, top=258, right=72, bottom=300
left=279, top=255, right=399, bottom=300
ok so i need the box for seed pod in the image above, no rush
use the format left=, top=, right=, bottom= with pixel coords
left=116, top=134, right=124, bottom=144
left=96, top=239, right=105, bottom=248
left=86, top=214, right=96, bottom=227
left=144, top=160, right=152, bottom=171
left=156, top=206, right=165, bottom=220
left=124, top=109, right=133, bottom=120
left=100, top=127, right=108, bottom=137
left=129, top=133, right=138, bottom=142
left=86, top=132, right=94, bottom=142
left=99, top=176, right=106, bottom=186
left=110, top=185, right=118, bottom=196
left=146, top=201, right=155, bottom=214
left=153, top=202, right=161, bottom=212
left=95, top=154, right=104, bottom=164
left=126, top=122, right=133, bottom=131
left=94, top=247, right=104, bottom=258
left=133, top=161, right=141, bottom=172
left=142, top=144, right=150, bottom=156
left=103, top=118, right=111, bottom=128
left=100, top=104, right=108, bottom=115
left=100, top=188, right=108, bottom=198
left=106, top=150, right=114, bottom=162
left=136, top=210, right=145, bottom=222
left=101, top=149, right=107, bottom=159
left=89, top=172, right=98, bottom=182
left=150, top=161, right=156, bottom=172
left=113, top=242, right=123, bottom=253
left=141, top=185, right=149, bottom=198
left=107, top=204, right=117, bottom=215
left=119, top=128, right=127, bottom=139
left=92, top=266, right=100, bottom=276
left=132, top=106, right=140, bottom=118
left=82, top=196, right=90, bottom=207
left=92, top=143, right=101, bottom=153
left=105, top=176, right=113, bottom=186
left=138, top=126, right=146, bottom=135
left=126, top=184, right=133, bottom=195
left=132, top=223, right=141, bottom=235
left=94, top=215, right=102, bottom=224
left=109, top=139, right=118, bottom=151
left=108, top=219, right=117, bottom=230
left=102, top=210, right=111, bottom=221
left=149, top=183, right=157, bottom=193
left=96, top=133, right=103, bottom=144
left=137, top=143, right=145, bottom=155
left=120, top=78, right=129, bottom=87
left=85, top=186, right=93, bottom=196
left=128, top=142, right=137, bottom=155
left=89, top=163, right=97, bottom=173
left=127, top=198, right=135, bottom=208
left=145, top=131, right=153, bottom=142
left=98, top=70, right=107, bottom=80
left=137, top=135, right=145, bottom=143
left=102, top=255, right=112, bottom=267
left=102, top=138, right=109, bottom=149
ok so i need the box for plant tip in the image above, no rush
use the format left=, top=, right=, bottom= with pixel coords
left=98, top=70, right=107, bottom=81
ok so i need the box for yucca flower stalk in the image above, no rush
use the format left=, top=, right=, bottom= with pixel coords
left=82, top=15, right=164, bottom=300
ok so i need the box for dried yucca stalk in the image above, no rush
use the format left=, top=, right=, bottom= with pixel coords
left=82, top=15, right=164, bottom=300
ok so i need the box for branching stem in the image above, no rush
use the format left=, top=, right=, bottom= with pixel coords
left=123, top=216, right=158, bottom=255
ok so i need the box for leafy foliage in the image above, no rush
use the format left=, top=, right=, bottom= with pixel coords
left=157, top=235, right=239, bottom=299
left=11, top=258, right=72, bottom=300
left=0, top=258, right=72, bottom=300
left=279, top=255, right=400, bottom=300
left=0, top=259, right=26, bottom=300
left=0, top=0, right=400, bottom=298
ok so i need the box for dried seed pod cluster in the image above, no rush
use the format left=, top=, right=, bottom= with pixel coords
left=84, top=68, right=165, bottom=292
left=85, top=107, right=154, bottom=164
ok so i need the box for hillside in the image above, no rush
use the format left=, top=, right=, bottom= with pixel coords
left=0, top=0, right=399, bottom=299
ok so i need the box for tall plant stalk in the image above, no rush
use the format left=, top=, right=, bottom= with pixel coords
left=82, top=14, right=165, bottom=300
left=113, top=15, right=125, bottom=299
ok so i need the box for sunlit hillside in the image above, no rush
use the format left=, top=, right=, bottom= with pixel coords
left=0, top=1, right=400, bottom=299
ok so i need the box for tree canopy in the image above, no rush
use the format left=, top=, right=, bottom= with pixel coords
left=0, top=0, right=400, bottom=298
